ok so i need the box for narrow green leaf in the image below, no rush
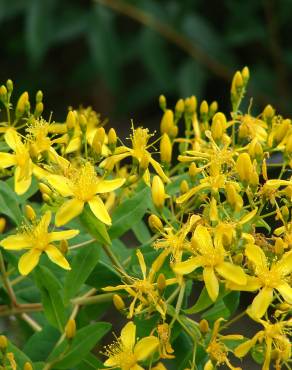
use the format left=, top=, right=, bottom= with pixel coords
left=79, top=353, right=103, bottom=370
left=132, top=220, right=151, bottom=244
left=48, top=322, right=111, bottom=368
left=79, top=205, right=111, bottom=245
left=34, top=266, right=66, bottom=332
left=0, top=180, right=22, bottom=224
left=64, top=242, right=100, bottom=302
left=86, top=260, right=120, bottom=289
left=184, top=284, right=226, bottom=314
left=109, top=186, right=151, bottom=239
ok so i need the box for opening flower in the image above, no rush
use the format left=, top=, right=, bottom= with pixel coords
left=103, top=321, right=159, bottom=370
left=173, top=225, right=247, bottom=301
left=0, top=211, right=79, bottom=275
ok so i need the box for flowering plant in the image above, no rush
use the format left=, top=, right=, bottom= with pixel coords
left=0, top=69, right=291, bottom=370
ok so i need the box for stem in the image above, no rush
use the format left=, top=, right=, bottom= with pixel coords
left=69, top=238, right=95, bottom=250
left=0, top=251, right=17, bottom=306
left=221, top=310, right=246, bottom=330
left=72, top=292, right=114, bottom=306
left=102, top=244, right=127, bottom=275
left=0, top=303, right=43, bottom=316
left=21, top=313, right=42, bottom=332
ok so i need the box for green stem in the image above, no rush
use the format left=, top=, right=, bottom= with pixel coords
left=102, top=244, right=127, bottom=276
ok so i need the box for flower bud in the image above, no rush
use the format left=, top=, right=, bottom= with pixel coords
left=274, top=119, right=291, bottom=144
left=263, top=104, right=275, bottom=121
left=200, top=100, right=209, bottom=118
left=42, top=193, right=52, bottom=203
left=189, top=162, right=199, bottom=180
left=180, top=180, right=189, bottom=194
left=250, top=171, right=259, bottom=187
left=175, top=98, right=185, bottom=114
left=36, top=90, right=43, bottom=103
left=159, top=94, right=167, bottom=111
left=79, top=114, right=87, bottom=131
left=209, top=101, right=218, bottom=116
left=16, top=92, right=29, bottom=117
left=151, top=176, right=166, bottom=210
left=0, top=85, right=7, bottom=100
left=34, top=102, right=44, bottom=117
left=204, top=360, right=214, bottom=370
left=236, top=153, right=253, bottom=183
left=0, top=335, right=8, bottom=350
left=211, top=112, right=226, bottom=141
left=6, top=79, right=13, bottom=92
left=169, top=124, right=178, bottom=139
left=39, top=183, right=52, bottom=196
left=157, top=273, right=166, bottom=291
left=25, top=205, right=36, bottom=221
left=226, top=183, right=243, bottom=212
left=66, top=111, right=76, bottom=130
left=23, top=362, right=33, bottom=370
left=274, top=238, right=285, bottom=254
left=108, top=128, right=117, bottom=151
left=160, top=109, right=174, bottom=134
left=199, top=319, right=209, bottom=334
left=60, top=240, right=69, bottom=255
left=0, top=217, right=6, bottom=233
left=209, top=197, right=218, bottom=222
left=185, top=96, right=197, bottom=114
left=248, top=139, right=263, bottom=159
left=160, top=133, right=172, bottom=164
left=231, top=71, right=243, bottom=96
left=113, top=294, right=125, bottom=310
left=65, top=319, right=76, bottom=340
left=285, top=134, right=292, bottom=153
left=139, top=153, right=150, bottom=174
left=148, top=214, right=163, bottom=232
left=241, top=66, right=250, bottom=82
left=92, top=127, right=106, bottom=154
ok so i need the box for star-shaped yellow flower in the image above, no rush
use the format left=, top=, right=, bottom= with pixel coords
left=44, top=162, right=125, bottom=226
left=103, top=321, right=159, bottom=370
left=227, top=243, right=292, bottom=318
left=0, top=128, right=32, bottom=194
left=0, top=211, right=79, bottom=275
left=173, top=225, right=247, bottom=301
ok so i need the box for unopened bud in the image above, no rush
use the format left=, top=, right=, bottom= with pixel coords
left=139, top=154, right=150, bottom=173
left=274, top=119, right=291, bottom=144
left=79, top=114, right=87, bottom=131
left=23, top=362, right=33, bottom=370
left=209, top=197, right=218, bottom=222
left=0, top=217, right=6, bottom=233
left=157, top=273, right=166, bottom=291
left=185, top=96, right=197, bottom=114
left=113, top=294, right=125, bottom=310
left=25, top=205, right=36, bottom=221
left=151, top=176, right=166, bottom=210
left=66, top=111, right=76, bottom=130
left=263, top=104, right=275, bottom=121
left=159, top=95, right=167, bottom=111
left=200, top=100, right=208, bottom=117
left=148, top=214, right=163, bottom=232
left=241, top=66, right=250, bottom=82
left=250, top=171, right=259, bottom=187
left=248, top=139, right=263, bottom=159
left=65, top=319, right=76, bottom=340
left=189, top=162, right=198, bottom=180
left=0, top=335, right=8, bottom=350
left=236, top=153, right=253, bottom=183
left=39, top=183, right=52, bottom=196
left=209, top=101, right=218, bottom=116
left=36, top=90, right=43, bottom=103
left=231, top=71, right=243, bottom=95
left=16, top=92, right=29, bottom=117
left=274, top=238, right=285, bottom=254
left=108, top=128, right=117, bottom=150
left=59, top=240, right=68, bottom=255
left=180, top=180, right=189, bottom=194
left=160, top=109, right=174, bottom=134
left=199, top=319, right=209, bottom=334
left=0, top=85, right=7, bottom=99
left=211, top=112, right=226, bottom=141
left=34, top=102, right=44, bottom=117
left=160, top=133, right=172, bottom=164
left=169, top=124, right=178, bottom=138
left=6, top=79, right=13, bottom=92
left=204, top=360, right=214, bottom=370
left=42, top=193, right=51, bottom=203
left=175, top=98, right=185, bottom=114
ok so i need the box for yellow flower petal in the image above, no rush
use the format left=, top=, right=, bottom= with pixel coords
left=245, top=243, right=267, bottom=269
left=49, top=229, right=79, bottom=242
left=250, top=287, right=273, bottom=318
left=47, top=175, right=73, bottom=197
left=104, top=355, right=120, bottom=367
left=130, top=365, right=144, bottom=370
left=275, top=250, right=292, bottom=276
left=176, top=183, right=209, bottom=204
left=149, top=157, right=170, bottom=183
left=45, top=244, right=70, bottom=270
left=193, top=225, right=213, bottom=255
left=276, top=282, right=292, bottom=304
left=234, top=333, right=261, bottom=358
left=215, top=262, right=247, bottom=285
left=173, top=257, right=203, bottom=275
left=134, top=336, right=159, bottom=361
left=88, top=195, right=111, bottom=225
left=0, top=153, right=16, bottom=168
left=18, top=249, right=42, bottom=275
left=55, top=199, right=84, bottom=227
left=5, top=128, right=21, bottom=151
left=14, top=165, right=31, bottom=195
left=95, top=178, right=125, bottom=194
left=0, top=234, right=31, bottom=250
left=239, top=207, right=258, bottom=225
left=41, top=211, right=52, bottom=230
left=203, top=266, right=219, bottom=302
left=227, top=276, right=262, bottom=291
left=121, top=321, right=136, bottom=350
left=136, top=250, right=147, bottom=279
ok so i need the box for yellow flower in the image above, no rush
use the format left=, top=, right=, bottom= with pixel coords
left=156, top=323, right=175, bottom=359
left=0, top=211, right=79, bottom=275
left=100, top=126, right=169, bottom=184
left=0, top=128, right=32, bottom=194
left=103, top=321, right=159, bottom=370
left=103, top=250, right=175, bottom=318
left=234, top=317, right=292, bottom=370
left=227, top=244, right=292, bottom=318
left=173, top=225, right=247, bottom=301
left=44, top=162, right=125, bottom=226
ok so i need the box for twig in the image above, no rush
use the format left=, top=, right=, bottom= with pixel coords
left=21, top=313, right=42, bottom=332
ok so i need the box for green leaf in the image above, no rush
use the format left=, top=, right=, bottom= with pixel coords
left=132, top=220, right=151, bottom=244
left=109, top=185, right=151, bottom=239
left=63, top=241, right=100, bottom=302
left=48, top=322, right=111, bottom=368
left=79, top=205, right=111, bottom=245
left=86, top=260, right=120, bottom=289
left=7, top=342, right=31, bottom=367
left=0, top=180, right=22, bottom=224
left=79, top=353, right=103, bottom=370
left=254, top=217, right=271, bottom=233
left=23, top=325, right=59, bottom=362
left=251, top=343, right=265, bottom=365
left=34, top=266, right=67, bottom=332
left=178, top=59, right=206, bottom=99
left=202, top=291, right=240, bottom=323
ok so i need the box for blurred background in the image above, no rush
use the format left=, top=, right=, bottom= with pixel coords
left=0, top=0, right=291, bottom=131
